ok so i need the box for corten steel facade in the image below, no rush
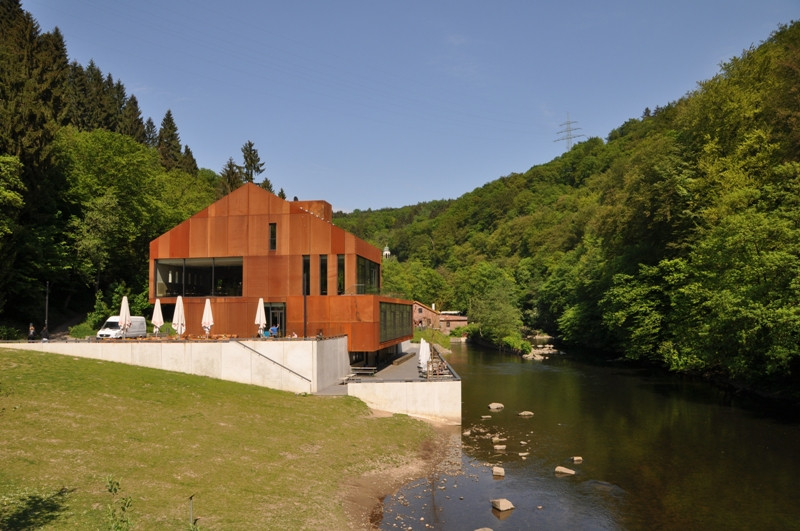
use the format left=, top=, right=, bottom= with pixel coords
left=148, top=183, right=413, bottom=354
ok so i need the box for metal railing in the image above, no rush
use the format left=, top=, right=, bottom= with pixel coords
left=233, top=340, right=311, bottom=383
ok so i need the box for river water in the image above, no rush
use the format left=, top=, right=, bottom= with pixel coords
left=380, top=342, right=800, bottom=530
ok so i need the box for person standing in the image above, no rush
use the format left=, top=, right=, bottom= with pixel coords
left=28, top=323, right=35, bottom=342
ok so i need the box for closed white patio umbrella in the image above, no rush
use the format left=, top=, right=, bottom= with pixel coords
left=255, top=297, right=267, bottom=338
left=201, top=298, right=214, bottom=338
left=152, top=299, right=164, bottom=337
left=119, top=296, right=132, bottom=338
left=418, top=338, right=431, bottom=373
left=172, top=296, right=186, bottom=338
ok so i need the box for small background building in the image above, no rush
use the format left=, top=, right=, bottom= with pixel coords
left=412, top=301, right=439, bottom=329
left=439, top=311, right=468, bottom=335
left=412, top=302, right=468, bottom=336
left=149, top=184, right=413, bottom=362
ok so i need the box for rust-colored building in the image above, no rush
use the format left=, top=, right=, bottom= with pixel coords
left=149, top=183, right=412, bottom=358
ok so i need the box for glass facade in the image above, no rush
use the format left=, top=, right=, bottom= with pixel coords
left=379, top=302, right=412, bottom=342
left=356, top=255, right=380, bottom=294
left=154, top=257, right=243, bottom=297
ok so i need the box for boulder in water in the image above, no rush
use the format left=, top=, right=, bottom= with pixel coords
left=555, top=465, right=575, bottom=476
left=491, top=498, right=514, bottom=511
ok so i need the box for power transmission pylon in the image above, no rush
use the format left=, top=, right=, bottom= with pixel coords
left=554, top=113, right=585, bottom=151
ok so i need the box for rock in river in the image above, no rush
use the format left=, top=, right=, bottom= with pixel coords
left=491, top=498, right=515, bottom=511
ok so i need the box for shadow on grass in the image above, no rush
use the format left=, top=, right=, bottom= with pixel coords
left=0, top=486, right=73, bottom=530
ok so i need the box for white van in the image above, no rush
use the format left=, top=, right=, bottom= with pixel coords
left=97, top=316, right=147, bottom=339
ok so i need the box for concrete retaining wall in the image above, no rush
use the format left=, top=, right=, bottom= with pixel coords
left=348, top=379, right=461, bottom=425
left=314, top=338, right=352, bottom=390
left=3, top=338, right=349, bottom=395
left=3, top=338, right=463, bottom=424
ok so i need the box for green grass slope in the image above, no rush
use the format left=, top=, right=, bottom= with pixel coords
left=0, top=348, right=434, bottom=529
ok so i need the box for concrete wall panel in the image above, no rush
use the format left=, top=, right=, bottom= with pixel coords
left=101, top=341, right=132, bottom=364
left=162, top=343, right=191, bottom=373
left=220, top=346, right=252, bottom=385
left=132, top=342, right=162, bottom=369
left=191, top=343, right=221, bottom=378
left=348, top=380, right=461, bottom=425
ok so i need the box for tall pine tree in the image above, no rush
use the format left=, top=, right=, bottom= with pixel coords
left=180, top=144, right=198, bottom=174
left=143, top=117, right=157, bottom=147
left=241, top=140, right=273, bottom=192
left=119, top=94, right=146, bottom=143
left=156, top=109, right=182, bottom=170
left=219, top=157, right=243, bottom=195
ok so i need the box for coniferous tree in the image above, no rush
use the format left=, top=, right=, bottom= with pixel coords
left=143, top=117, right=157, bottom=147
left=156, top=109, right=182, bottom=170
left=241, top=140, right=265, bottom=184
left=278, top=188, right=286, bottom=199
left=37, top=27, right=70, bottom=126
left=0, top=1, right=73, bottom=322
left=84, top=61, right=109, bottom=129
left=65, top=62, right=89, bottom=129
left=258, top=178, right=275, bottom=193
left=119, top=95, right=146, bottom=143
left=180, top=144, right=198, bottom=174
left=108, top=76, right=127, bottom=132
left=219, top=157, right=243, bottom=195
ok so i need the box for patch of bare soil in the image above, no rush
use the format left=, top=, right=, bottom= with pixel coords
left=341, top=419, right=460, bottom=530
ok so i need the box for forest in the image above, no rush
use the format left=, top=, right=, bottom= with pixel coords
left=0, top=1, right=277, bottom=335
left=2, top=1, right=799, bottom=396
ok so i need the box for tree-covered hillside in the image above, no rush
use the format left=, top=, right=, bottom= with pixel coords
left=0, top=0, right=218, bottom=330
left=0, top=2, right=279, bottom=333
left=336, top=21, right=800, bottom=392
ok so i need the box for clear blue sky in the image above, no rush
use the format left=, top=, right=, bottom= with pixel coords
left=22, top=1, right=799, bottom=212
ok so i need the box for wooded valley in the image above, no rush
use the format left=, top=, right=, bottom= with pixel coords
left=2, top=1, right=799, bottom=395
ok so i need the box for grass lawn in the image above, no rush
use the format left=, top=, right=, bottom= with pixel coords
left=412, top=328, right=451, bottom=349
left=0, top=348, right=435, bottom=529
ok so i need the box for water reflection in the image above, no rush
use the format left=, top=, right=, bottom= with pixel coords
left=381, top=343, right=800, bottom=530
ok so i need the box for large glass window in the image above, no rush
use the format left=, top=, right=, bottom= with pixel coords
left=154, top=257, right=242, bottom=297
left=356, top=255, right=380, bottom=294
left=337, top=254, right=345, bottom=295
left=380, top=302, right=412, bottom=342
left=319, top=255, right=328, bottom=295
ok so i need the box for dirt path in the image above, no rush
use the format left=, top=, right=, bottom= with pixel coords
left=341, top=417, right=461, bottom=529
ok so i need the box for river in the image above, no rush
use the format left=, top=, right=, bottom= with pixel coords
left=380, top=342, right=800, bottom=530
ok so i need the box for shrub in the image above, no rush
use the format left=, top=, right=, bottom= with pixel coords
left=0, top=325, right=22, bottom=340
left=68, top=323, right=95, bottom=339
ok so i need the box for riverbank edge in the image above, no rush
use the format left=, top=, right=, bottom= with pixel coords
left=341, top=412, right=459, bottom=529
left=554, top=347, right=800, bottom=416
